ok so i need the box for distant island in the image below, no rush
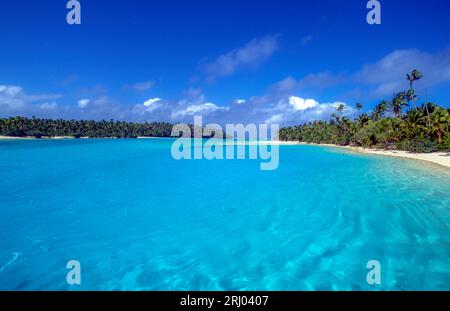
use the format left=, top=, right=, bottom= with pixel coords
left=280, top=70, right=450, bottom=153
left=0, top=117, right=177, bottom=139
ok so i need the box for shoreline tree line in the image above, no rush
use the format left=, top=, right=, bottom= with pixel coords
left=0, top=117, right=227, bottom=139
left=0, top=117, right=176, bottom=138
left=279, top=70, right=450, bottom=153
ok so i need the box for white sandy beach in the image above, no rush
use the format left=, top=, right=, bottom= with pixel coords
left=344, top=146, right=450, bottom=169
left=0, top=136, right=103, bottom=140
left=0, top=135, right=80, bottom=140
left=0, top=135, right=36, bottom=140
left=272, top=141, right=450, bottom=169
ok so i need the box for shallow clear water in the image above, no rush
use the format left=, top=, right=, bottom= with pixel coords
left=0, top=139, right=449, bottom=290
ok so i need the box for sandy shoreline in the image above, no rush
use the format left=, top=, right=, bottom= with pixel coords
left=0, top=135, right=88, bottom=140
left=244, top=140, right=450, bottom=169
left=277, top=141, right=450, bottom=169
left=0, top=135, right=36, bottom=140
left=343, top=146, right=450, bottom=169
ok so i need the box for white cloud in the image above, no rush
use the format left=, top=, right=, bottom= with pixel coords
left=0, top=85, right=25, bottom=109
left=355, top=46, right=450, bottom=97
left=140, top=97, right=163, bottom=113
left=0, top=85, right=62, bottom=111
left=265, top=114, right=284, bottom=124
left=131, top=91, right=230, bottom=122
left=0, top=85, right=23, bottom=96
left=78, top=99, right=91, bottom=108
left=265, top=46, right=450, bottom=103
left=143, top=98, right=161, bottom=107
left=204, top=35, right=279, bottom=81
left=289, top=96, right=319, bottom=111
left=132, top=81, right=155, bottom=92
left=40, top=102, right=58, bottom=110
left=234, top=99, right=247, bottom=104
left=248, top=87, right=355, bottom=125
left=171, top=102, right=228, bottom=119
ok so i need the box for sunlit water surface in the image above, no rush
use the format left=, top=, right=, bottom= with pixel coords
left=0, top=139, right=449, bottom=290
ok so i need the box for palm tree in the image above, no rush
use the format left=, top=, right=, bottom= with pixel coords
left=357, top=113, right=370, bottom=127
left=372, top=100, right=389, bottom=120
left=429, top=109, right=450, bottom=143
left=405, top=109, right=425, bottom=126
left=390, top=92, right=409, bottom=117
left=0, top=116, right=178, bottom=138
left=330, top=113, right=339, bottom=125
left=422, top=102, right=437, bottom=114
left=336, top=104, right=345, bottom=114
left=405, top=109, right=426, bottom=138
left=356, top=103, right=363, bottom=112
left=407, top=69, right=423, bottom=110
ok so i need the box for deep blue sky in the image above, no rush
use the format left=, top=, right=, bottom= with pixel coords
left=1, top=0, right=449, bottom=124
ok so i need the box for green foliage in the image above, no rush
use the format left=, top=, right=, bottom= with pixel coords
left=280, top=69, right=450, bottom=153
left=280, top=104, right=450, bottom=153
left=396, top=138, right=439, bottom=153
left=439, top=134, right=450, bottom=151
left=0, top=116, right=177, bottom=139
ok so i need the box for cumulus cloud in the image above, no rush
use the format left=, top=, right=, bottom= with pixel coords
left=204, top=35, right=279, bottom=82
left=0, top=85, right=63, bottom=112
left=0, top=85, right=22, bottom=96
left=131, top=90, right=230, bottom=123
left=78, top=99, right=90, bottom=108
left=258, top=95, right=354, bottom=125
left=288, top=96, right=319, bottom=110
left=0, top=85, right=26, bottom=109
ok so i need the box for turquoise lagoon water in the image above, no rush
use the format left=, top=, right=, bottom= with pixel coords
left=0, top=139, right=449, bottom=290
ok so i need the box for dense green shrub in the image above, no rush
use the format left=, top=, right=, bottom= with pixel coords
left=438, top=134, right=450, bottom=152
left=396, top=138, right=439, bottom=153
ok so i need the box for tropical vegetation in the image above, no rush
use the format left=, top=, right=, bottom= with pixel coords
left=0, top=117, right=176, bottom=138
left=279, top=70, right=450, bottom=153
